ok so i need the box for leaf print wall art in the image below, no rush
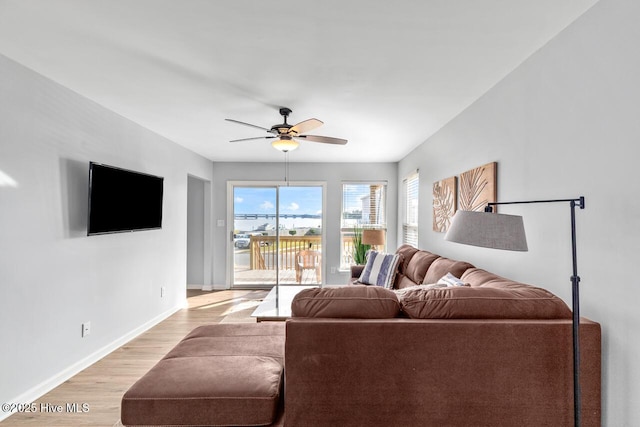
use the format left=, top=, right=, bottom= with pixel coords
left=458, top=162, right=497, bottom=212
left=433, top=176, right=457, bottom=232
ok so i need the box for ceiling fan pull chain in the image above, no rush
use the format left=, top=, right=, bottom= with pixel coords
left=284, top=151, right=289, bottom=185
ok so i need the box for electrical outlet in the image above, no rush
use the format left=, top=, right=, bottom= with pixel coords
left=81, top=322, right=91, bottom=337
left=160, top=286, right=166, bottom=298
left=331, top=267, right=337, bottom=274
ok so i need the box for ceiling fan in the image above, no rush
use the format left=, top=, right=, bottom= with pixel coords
left=225, top=107, right=348, bottom=152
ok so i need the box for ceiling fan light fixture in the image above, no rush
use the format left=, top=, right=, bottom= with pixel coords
left=271, top=137, right=299, bottom=152
left=228, top=107, right=346, bottom=150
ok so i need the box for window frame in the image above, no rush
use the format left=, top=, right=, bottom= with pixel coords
left=402, top=171, right=419, bottom=247
left=340, top=181, right=387, bottom=270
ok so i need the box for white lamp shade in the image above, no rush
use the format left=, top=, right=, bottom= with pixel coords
left=271, top=138, right=299, bottom=152
left=444, top=210, right=528, bottom=251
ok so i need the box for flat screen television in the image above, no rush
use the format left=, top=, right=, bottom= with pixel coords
left=87, top=162, right=164, bottom=235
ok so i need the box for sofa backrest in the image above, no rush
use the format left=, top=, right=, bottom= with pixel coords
left=390, top=248, right=572, bottom=319
left=423, top=257, right=475, bottom=285
left=394, top=245, right=474, bottom=289
left=396, top=248, right=439, bottom=288
left=461, top=267, right=528, bottom=288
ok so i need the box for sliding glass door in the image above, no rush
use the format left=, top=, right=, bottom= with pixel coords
left=232, top=186, right=277, bottom=286
left=230, top=182, right=324, bottom=288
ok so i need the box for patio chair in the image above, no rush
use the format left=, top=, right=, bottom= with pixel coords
left=295, top=250, right=321, bottom=283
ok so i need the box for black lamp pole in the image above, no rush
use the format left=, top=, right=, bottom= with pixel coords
left=485, top=196, right=585, bottom=427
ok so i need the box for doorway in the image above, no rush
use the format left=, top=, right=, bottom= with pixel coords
left=187, top=175, right=212, bottom=291
left=228, top=181, right=325, bottom=288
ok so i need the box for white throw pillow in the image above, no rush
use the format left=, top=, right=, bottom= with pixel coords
left=437, top=272, right=467, bottom=287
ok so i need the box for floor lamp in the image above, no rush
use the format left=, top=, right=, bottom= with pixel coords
left=444, top=197, right=585, bottom=427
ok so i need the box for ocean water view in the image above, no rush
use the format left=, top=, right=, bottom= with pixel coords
left=234, top=217, right=322, bottom=234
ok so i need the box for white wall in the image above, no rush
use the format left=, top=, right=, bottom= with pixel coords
left=0, top=54, right=213, bottom=409
left=398, top=0, right=639, bottom=424
left=187, top=176, right=205, bottom=285
left=211, top=162, right=398, bottom=286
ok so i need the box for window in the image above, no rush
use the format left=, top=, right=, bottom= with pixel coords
left=403, top=171, right=419, bottom=247
left=340, top=182, right=387, bottom=269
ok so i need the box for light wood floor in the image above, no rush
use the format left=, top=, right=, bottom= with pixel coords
left=1, top=290, right=268, bottom=427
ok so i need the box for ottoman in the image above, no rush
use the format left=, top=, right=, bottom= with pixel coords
left=121, top=322, right=285, bottom=426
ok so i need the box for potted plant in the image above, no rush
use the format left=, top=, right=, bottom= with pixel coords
left=351, top=225, right=371, bottom=265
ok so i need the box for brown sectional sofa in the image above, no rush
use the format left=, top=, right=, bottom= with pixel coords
left=286, top=317, right=600, bottom=427
left=122, top=245, right=601, bottom=426
left=287, top=245, right=601, bottom=426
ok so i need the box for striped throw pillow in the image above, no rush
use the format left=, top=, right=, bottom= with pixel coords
left=358, top=251, right=401, bottom=288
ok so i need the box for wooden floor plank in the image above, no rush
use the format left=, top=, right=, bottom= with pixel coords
left=1, top=289, right=267, bottom=427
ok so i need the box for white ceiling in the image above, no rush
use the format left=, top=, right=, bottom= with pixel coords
left=0, top=0, right=598, bottom=163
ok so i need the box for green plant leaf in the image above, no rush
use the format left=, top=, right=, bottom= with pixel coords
left=351, top=225, right=371, bottom=265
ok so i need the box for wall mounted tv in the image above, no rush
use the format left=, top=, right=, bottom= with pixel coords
left=87, top=162, right=164, bottom=235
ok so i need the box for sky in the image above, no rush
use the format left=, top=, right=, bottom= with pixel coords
left=232, top=184, right=378, bottom=232
left=233, top=186, right=323, bottom=216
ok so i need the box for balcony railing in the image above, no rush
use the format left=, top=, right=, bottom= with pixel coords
left=246, top=233, right=382, bottom=272
left=249, top=235, right=322, bottom=270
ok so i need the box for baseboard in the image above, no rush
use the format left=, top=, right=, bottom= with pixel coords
left=0, top=305, right=182, bottom=423
left=187, top=283, right=210, bottom=290
left=187, top=283, right=226, bottom=291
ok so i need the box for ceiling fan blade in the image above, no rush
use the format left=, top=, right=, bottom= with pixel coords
left=289, top=118, right=323, bottom=135
left=230, top=136, right=276, bottom=143
left=225, top=118, right=271, bottom=132
left=297, top=135, right=348, bottom=145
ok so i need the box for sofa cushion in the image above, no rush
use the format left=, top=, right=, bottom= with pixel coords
left=398, top=284, right=572, bottom=319
left=395, top=274, right=420, bottom=289
left=358, top=251, right=401, bottom=288
left=400, top=250, right=440, bottom=287
left=121, top=323, right=285, bottom=427
left=423, top=257, right=474, bottom=285
left=461, top=267, right=535, bottom=290
left=291, top=285, right=401, bottom=318
left=395, top=244, right=421, bottom=274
